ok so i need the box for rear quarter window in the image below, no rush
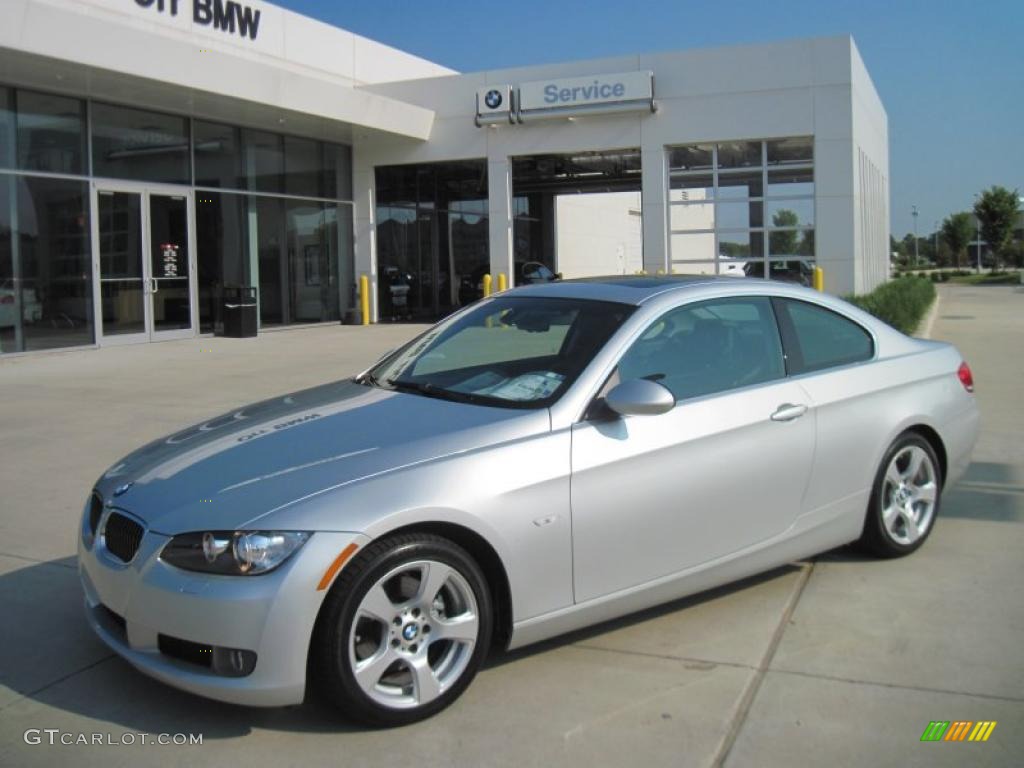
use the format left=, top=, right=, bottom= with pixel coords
left=776, top=298, right=874, bottom=374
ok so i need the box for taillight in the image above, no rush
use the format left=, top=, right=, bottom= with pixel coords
left=957, top=362, right=974, bottom=393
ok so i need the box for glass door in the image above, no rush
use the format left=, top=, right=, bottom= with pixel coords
left=148, top=193, right=193, bottom=338
left=94, top=184, right=195, bottom=344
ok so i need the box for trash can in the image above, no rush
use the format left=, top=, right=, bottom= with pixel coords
left=222, top=285, right=257, bottom=338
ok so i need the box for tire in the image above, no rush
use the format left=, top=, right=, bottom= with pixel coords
left=310, top=533, right=492, bottom=726
left=859, top=432, right=942, bottom=558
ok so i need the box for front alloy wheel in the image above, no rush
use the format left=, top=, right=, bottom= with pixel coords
left=312, top=534, right=492, bottom=725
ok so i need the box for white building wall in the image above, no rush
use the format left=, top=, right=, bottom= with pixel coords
left=850, top=41, right=891, bottom=294
left=555, top=193, right=643, bottom=278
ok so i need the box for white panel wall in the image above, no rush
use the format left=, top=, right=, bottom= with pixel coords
left=555, top=193, right=643, bottom=278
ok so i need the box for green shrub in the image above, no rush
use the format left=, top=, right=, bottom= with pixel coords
left=846, top=276, right=936, bottom=335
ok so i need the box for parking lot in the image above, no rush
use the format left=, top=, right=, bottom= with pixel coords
left=0, top=284, right=1021, bottom=767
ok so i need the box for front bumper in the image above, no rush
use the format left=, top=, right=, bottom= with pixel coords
left=78, top=524, right=368, bottom=707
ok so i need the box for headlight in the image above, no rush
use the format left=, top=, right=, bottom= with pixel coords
left=160, top=531, right=310, bottom=575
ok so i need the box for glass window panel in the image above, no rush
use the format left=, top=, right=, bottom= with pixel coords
left=241, top=129, right=284, bottom=193
left=669, top=201, right=714, bottom=232
left=2, top=177, right=93, bottom=353
left=376, top=165, right=418, bottom=207
left=768, top=229, right=815, bottom=259
left=669, top=173, right=714, bottom=202
left=717, top=170, right=763, bottom=199
left=718, top=230, right=764, bottom=259
left=779, top=298, right=873, bottom=373
left=715, top=201, right=763, bottom=230
left=766, top=137, right=813, bottom=165
left=766, top=259, right=815, bottom=285
left=334, top=204, right=355, bottom=318
left=669, top=261, right=718, bottom=276
left=284, top=136, right=322, bottom=198
left=0, top=88, right=13, bottom=169
left=16, top=90, right=86, bottom=175
left=91, top=103, right=189, bottom=183
left=193, top=120, right=240, bottom=189
left=767, top=168, right=813, bottom=197
left=248, top=196, right=285, bottom=326
left=767, top=199, right=814, bottom=228
left=737, top=257, right=767, bottom=279
left=670, top=232, right=716, bottom=261
left=323, top=142, right=352, bottom=201
left=716, top=141, right=762, bottom=169
left=195, top=191, right=249, bottom=333
left=617, top=297, right=784, bottom=401
left=668, top=144, right=714, bottom=171
left=287, top=200, right=339, bottom=323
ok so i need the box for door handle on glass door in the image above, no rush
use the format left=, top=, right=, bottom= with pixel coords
left=771, top=403, right=808, bottom=422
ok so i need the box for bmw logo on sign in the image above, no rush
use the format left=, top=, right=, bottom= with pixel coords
left=484, top=89, right=503, bottom=110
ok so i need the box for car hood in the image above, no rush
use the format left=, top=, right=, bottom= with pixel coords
left=96, top=380, right=548, bottom=533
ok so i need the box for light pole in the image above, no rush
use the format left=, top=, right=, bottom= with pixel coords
left=973, top=193, right=982, bottom=272
left=911, top=206, right=919, bottom=267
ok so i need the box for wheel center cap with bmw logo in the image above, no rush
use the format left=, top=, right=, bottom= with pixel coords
left=484, top=89, right=503, bottom=110
left=402, top=623, right=419, bottom=641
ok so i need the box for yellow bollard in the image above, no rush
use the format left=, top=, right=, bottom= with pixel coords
left=497, top=273, right=508, bottom=292
left=359, top=274, right=370, bottom=325
left=812, top=266, right=825, bottom=292
left=482, top=273, right=492, bottom=298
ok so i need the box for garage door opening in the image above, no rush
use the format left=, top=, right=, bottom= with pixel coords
left=511, top=149, right=642, bottom=281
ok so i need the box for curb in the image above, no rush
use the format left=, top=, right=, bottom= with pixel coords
left=917, top=289, right=942, bottom=340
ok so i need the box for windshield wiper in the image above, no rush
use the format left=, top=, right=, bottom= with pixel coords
left=386, top=379, right=486, bottom=405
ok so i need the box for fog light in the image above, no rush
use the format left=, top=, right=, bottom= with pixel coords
left=211, top=647, right=258, bottom=677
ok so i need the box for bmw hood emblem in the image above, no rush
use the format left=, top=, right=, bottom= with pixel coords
left=113, top=481, right=134, bottom=498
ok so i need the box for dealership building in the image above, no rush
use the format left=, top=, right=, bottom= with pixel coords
left=0, top=0, right=889, bottom=355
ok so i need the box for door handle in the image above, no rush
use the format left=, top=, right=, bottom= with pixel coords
left=771, top=403, right=808, bottom=422
left=150, top=277, right=159, bottom=295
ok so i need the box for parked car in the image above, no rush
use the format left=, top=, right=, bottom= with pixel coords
left=0, top=279, right=44, bottom=327
left=744, top=259, right=814, bottom=286
left=79, top=275, right=978, bottom=726
left=458, top=260, right=557, bottom=305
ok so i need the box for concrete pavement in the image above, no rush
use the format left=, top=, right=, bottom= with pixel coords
left=0, top=286, right=1021, bottom=767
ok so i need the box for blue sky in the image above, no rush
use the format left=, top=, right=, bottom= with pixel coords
left=277, top=0, right=1023, bottom=238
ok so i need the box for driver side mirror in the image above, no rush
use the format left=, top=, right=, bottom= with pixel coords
left=604, top=378, right=675, bottom=417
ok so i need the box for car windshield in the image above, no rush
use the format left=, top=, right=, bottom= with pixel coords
left=364, top=296, right=634, bottom=409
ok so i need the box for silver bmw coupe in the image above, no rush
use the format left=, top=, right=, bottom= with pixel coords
left=78, top=276, right=978, bottom=725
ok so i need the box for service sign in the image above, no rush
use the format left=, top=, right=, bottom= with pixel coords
left=476, top=85, right=512, bottom=121
left=518, top=71, right=653, bottom=112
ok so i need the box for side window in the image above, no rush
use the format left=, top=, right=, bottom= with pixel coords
left=615, top=297, right=786, bottom=401
left=777, top=299, right=874, bottom=374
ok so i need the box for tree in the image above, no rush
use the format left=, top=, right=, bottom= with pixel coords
left=941, top=212, right=974, bottom=270
left=974, top=186, right=1020, bottom=271
left=769, top=209, right=799, bottom=255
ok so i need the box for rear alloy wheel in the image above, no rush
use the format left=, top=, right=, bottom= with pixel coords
left=312, top=534, right=492, bottom=726
left=860, top=433, right=942, bottom=557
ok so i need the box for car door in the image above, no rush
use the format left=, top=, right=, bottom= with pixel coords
left=570, top=295, right=816, bottom=603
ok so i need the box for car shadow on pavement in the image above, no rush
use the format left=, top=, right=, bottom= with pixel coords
left=484, top=564, right=803, bottom=669
left=0, top=555, right=369, bottom=737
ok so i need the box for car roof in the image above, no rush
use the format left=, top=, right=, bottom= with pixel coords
left=506, top=275, right=769, bottom=305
